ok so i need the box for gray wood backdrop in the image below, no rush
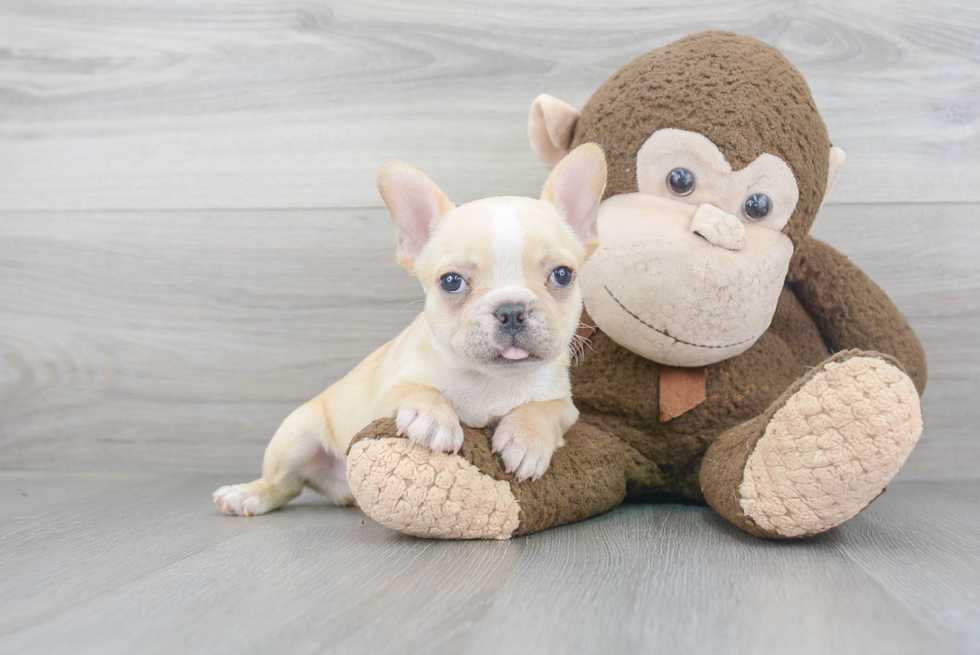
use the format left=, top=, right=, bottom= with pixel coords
left=1, top=0, right=978, bottom=481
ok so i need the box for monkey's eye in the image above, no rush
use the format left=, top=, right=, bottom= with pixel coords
left=743, top=193, right=772, bottom=220
left=548, top=266, right=574, bottom=288
left=439, top=273, right=467, bottom=293
left=667, top=168, right=696, bottom=196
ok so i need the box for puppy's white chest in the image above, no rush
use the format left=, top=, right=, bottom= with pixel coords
left=438, top=366, right=566, bottom=428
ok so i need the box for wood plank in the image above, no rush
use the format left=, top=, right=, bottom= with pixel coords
left=0, top=0, right=977, bottom=210
left=460, top=487, right=964, bottom=655
left=0, top=209, right=421, bottom=473
left=0, top=203, right=977, bottom=479
left=836, top=482, right=980, bottom=652
left=0, top=472, right=522, bottom=654
left=1, top=473, right=976, bottom=654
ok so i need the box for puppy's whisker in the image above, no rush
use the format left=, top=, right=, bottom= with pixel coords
left=400, top=298, right=426, bottom=311
left=568, top=332, right=593, bottom=367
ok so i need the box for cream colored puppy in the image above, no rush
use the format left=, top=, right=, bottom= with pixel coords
left=213, top=144, right=606, bottom=516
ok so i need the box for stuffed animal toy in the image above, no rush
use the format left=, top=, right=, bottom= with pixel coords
left=343, top=31, right=927, bottom=540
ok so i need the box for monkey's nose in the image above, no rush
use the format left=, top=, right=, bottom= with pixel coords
left=690, top=204, right=746, bottom=251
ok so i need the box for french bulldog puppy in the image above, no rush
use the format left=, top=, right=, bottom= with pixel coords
left=213, top=144, right=607, bottom=516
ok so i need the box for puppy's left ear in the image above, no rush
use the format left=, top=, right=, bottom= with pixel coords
left=378, top=161, right=455, bottom=272
left=540, top=143, right=606, bottom=257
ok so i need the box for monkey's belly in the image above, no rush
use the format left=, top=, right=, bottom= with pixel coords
left=571, top=287, right=830, bottom=498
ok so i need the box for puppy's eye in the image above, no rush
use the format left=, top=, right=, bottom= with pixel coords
left=439, top=273, right=466, bottom=293
left=743, top=193, right=772, bottom=220
left=548, top=266, right=574, bottom=288
left=667, top=167, right=696, bottom=196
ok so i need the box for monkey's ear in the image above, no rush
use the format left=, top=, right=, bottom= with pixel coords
left=541, top=143, right=607, bottom=255
left=823, top=146, right=846, bottom=204
left=377, top=161, right=455, bottom=272
left=528, top=94, right=582, bottom=169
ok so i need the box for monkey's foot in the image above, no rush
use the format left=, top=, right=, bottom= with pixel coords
left=703, top=350, right=922, bottom=538
left=347, top=418, right=637, bottom=539
left=346, top=420, right=521, bottom=540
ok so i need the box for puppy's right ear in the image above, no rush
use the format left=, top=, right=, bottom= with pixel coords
left=377, top=161, right=455, bottom=272
left=528, top=94, right=581, bottom=169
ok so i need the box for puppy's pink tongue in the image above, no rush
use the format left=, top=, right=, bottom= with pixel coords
left=502, top=347, right=529, bottom=360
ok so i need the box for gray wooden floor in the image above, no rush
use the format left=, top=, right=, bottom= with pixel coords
left=2, top=1, right=979, bottom=653
left=1, top=473, right=978, bottom=655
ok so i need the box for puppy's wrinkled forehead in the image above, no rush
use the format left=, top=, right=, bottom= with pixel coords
left=427, top=198, right=581, bottom=286
left=488, top=202, right=531, bottom=287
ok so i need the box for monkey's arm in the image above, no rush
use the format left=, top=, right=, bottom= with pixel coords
left=787, top=236, right=927, bottom=394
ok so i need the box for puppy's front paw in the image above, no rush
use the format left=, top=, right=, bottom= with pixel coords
left=396, top=404, right=464, bottom=454
left=492, top=417, right=556, bottom=482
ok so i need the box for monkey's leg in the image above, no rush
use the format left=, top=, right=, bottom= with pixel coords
left=346, top=419, right=648, bottom=539
left=701, top=350, right=922, bottom=538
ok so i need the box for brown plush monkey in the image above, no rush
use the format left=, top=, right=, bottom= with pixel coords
left=344, top=31, right=927, bottom=540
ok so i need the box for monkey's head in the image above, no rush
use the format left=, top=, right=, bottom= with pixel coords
left=528, top=31, right=845, bottom=367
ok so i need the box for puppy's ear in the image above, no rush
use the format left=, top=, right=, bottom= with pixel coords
left=540, top=143, right=606, bottom=257
left=528, top=94, right=581, bottom=168
left=377, top=161, right=455, bottom=272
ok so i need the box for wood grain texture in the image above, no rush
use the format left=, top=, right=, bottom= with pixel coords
left=1, top=203, right=977, bottom=480
left=0, top=0, right=978, bottom=210
left=0, top=209, right=422, bottom=472
left=0, top=473, right=977, bottom=654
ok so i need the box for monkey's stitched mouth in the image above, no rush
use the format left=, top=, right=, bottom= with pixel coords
left=603, top=285, right=757, bottom=350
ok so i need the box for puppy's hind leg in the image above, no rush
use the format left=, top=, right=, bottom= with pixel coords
left=213, top=400, right=332, bottom=516
left=300, top=447, right=355, bottom=506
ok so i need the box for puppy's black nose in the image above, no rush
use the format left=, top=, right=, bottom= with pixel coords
left=495, top=303, right=526, bottom=335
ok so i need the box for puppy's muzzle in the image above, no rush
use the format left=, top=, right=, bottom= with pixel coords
left=495, top=303, right=526, bottom=336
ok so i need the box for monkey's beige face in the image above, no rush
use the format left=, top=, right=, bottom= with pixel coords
left=580, top=129, right=799, bottom=366
left=418, top=197, right=588, bottom=375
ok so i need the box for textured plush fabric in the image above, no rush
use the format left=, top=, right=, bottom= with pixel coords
left=571, top=286, right=832, bottom=501
left=579, top=193, right=795, bottom=366
left=454, top=420, right=648, bottom=537
left=347, top=418, right=651, bottom=538
left=344, top=31, right=927, bottom=541
left=788, top=237, right=928, bottom=394
left=700, top=349, right=918, bottom=538
left=570, top=30, right=830, bottom=246
left=528, top=94, right=581, bottom=167
left=346, top=419, right=521, bottom=539
left=739, top=354, right=921, bottom=536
